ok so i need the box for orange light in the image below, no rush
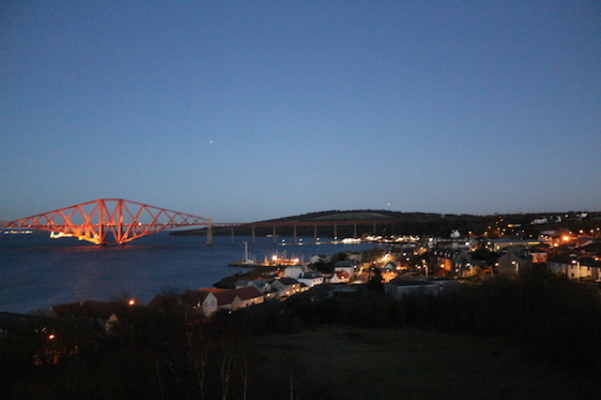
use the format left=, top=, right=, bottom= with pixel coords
left=128, top=299, right=135, bottom=306
left=48, top=334, right=55, bottom=340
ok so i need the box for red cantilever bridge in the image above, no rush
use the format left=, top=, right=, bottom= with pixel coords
left=1, top=199, right=212, bottom=245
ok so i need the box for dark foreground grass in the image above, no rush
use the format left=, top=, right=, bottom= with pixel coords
left=252, top=327, right=600, bottom=400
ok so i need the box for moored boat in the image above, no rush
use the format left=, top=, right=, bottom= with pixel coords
left=228, top=242, right=303, bottom=267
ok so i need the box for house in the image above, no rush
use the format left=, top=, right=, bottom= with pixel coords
left=580, top=257, right=601, bottom=281
left=433, top=248, right=477, bottom=276
left=213, top=290, right=235, bottom=311
left=573, top=237, right=596, bottom=248
left=497, top=247, right=532, bottom=277
left=246, top=278, right=271, bottom=293
left=529, top=247, right=549, bottom=263
left=230, top=286, right=264, bottom=309
left=270, top=277, right=302, bottom=298
left=181, top=290, right=218, bottom=316
left=334, top=260, right=358, bottom=279
left=486, top=238, right=541, bottom=252
left=283, top=265, right=308, bottom=279
left=547, top=254, right=601, bottom=281
left=329, top=270, right=351, bottom=284
left=577, top=241, right=601, bottom=258
left=234, top=279, right=251, bottom=289
left=383, top=262, right=398, bottom=272
left=310, top=254, right=329, bottom=264
left=297, top=271, right=324, bottom=288
left=197, top=288, right=235, bottom=311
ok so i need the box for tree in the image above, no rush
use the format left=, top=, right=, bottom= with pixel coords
left=366, top=266, right=384, bottom=293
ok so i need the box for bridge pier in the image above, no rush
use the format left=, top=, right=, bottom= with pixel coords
left=230, top=226, right=235, bottom=244
left=293, top=225, right=297, bottom=244
left=272, top=225, right=277, bottom=244
left=313, top=225, right=317, bottom=243
left=334, top=224, right=337, bottom=240
left=353, top=224, right=357, bottom=239
left=251, top=226, right=256, bottom=244
left=206, top=219, right=213, bottom=246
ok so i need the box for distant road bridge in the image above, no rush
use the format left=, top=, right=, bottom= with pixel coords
left=211, top=219, right=406, bottom=244
left=2, top=199, right=211, bottom=245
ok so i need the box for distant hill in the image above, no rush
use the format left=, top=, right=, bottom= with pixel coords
left=256, top=209, right=443, bottom=223
left=171, top=209, right=485, bottom=237
left=171, top=209, right=601, bottom=238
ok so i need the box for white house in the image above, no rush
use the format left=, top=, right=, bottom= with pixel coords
left=334, top=260, right=358, bottom=279
left=270, top=277, right=302, bottom=298
left=297, top=271, right=324, bottom=288
left=547, top=254, right=601, bottom=281
left=181, top=290, right=218, bottom=316
left=284, top=265, right=308, bottom=279
left=310, top=254, right=329, bottom=264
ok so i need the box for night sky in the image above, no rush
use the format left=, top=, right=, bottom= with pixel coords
left=2, top=1, right=600, bottom=223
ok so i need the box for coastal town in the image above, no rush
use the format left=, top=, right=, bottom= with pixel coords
left=4, top=211, right=601, bottom=333
left=2, top=211, right=601, bottom=398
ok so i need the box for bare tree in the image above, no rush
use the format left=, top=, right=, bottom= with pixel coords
left=185, top=312, right=211, bottom=400
left=237, top=347, right=251, bottom=400
left=218, top=341, right=235, bottom=400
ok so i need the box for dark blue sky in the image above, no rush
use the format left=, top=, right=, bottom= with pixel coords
left=2, top=1, right=600, bottom=222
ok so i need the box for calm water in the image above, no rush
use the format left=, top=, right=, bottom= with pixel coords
left=0, top=230, right=379, bottom=313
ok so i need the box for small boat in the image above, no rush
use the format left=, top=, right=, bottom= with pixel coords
left=228, top=241, right=263, bottom=267
left=228, top=242, right=303, bottom=267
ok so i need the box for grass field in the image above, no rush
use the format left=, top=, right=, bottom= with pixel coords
left=252, top=327, right=600, bottom=400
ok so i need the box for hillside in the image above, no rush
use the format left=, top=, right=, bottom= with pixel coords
left=171, top=209, right=600, bottom=238
left=257, top=209, right=442, bottom=222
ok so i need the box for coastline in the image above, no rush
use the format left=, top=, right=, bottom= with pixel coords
left=1, top=232, right=381, bottom=314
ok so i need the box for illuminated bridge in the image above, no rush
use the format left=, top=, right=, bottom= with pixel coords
left=2, top=199, right=211, bottom=245
left=1, top=199, right=408, bottom=246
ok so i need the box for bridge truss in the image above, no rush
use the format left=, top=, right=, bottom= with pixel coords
left=6, top=199, right=211, bottom=245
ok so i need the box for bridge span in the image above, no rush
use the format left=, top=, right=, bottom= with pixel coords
left=209, top=219, right=406, bottom=244
left=3, top=199, right=403, bottom=245
left=3, top=199, right=211, bottom=245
